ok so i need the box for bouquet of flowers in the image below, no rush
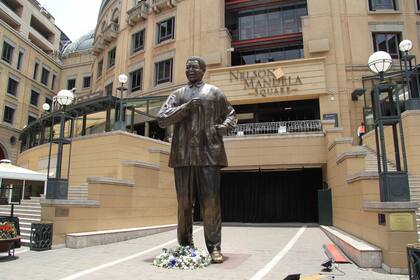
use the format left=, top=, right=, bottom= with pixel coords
left=0, top=222, right=17, bottom=240
left=153, top=245, right=212, bottom=270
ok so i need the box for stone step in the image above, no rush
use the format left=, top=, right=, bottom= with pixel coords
left=0, top=212, right=41, bottom=219
left=320, top=225, right=382, bottom=268
left=0, top=207, right=40, bottom=214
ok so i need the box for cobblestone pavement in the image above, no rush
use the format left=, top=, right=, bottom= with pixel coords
left=0, top=225, right=409, bottom=280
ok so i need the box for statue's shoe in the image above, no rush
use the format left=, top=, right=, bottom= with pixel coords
left=210, top=250, right=224, bottom=263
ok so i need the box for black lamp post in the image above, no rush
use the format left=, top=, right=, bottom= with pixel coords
left=46, top=89, right=74, bottom=199
left=368, top=51, right=410, bottom=202
left=115, top=74, right=128, bottom=131
left=399, top=39, right=420, bottom=110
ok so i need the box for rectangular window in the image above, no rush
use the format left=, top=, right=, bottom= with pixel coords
left=108, top=48, right=116, bottom=68
left=155, top=59, right=173, bottom=86
left=130, top=68, right=143, bottom=92
left=45, top=97, right=52, bottom=107
left=105, top=83, right=113, bottom=96
left=30, top=90, right=39, bottom=106
left=3, top=106, right=15, bottom=124
left=51, top=74, right=56, bottom=90
left=132, top=30, right=145, bottom=53
left=369, top=0, right=397, bottom=10
left=33, top=62, right=39, bottom=80
left=157, top=17, right=175, bottom=44
left=41, top=67, right=50, bottom=86
left=373, top=32, right=401, bottom=59
left=83, top=76, right=91, bottom=88
left=7, top=78, right=19, bottom=96
left=97, top=59, right=103, bottom=78
left=28, top=115, right=37, bottom=125
left=236, top=5, right=307, bottom=41
left=2, top=41, right=14, bottom=63
left=67, top=79, right=76, bottom=90
left=17, top=51, right=23, bottom=70
left=418, top=0, right=420, bottom=10
left=232, top=45, right=303, bottom=66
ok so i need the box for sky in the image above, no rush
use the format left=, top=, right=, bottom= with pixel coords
left=39, top=0, right=103, bottom=41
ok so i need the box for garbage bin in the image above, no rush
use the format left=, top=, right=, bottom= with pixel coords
left=30, top=223, right=53, bottom=251
left=408, top=244, right=420, bottom=280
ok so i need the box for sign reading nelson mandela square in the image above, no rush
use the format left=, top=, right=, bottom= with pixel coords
left=229, top=68, right=303, bottom=97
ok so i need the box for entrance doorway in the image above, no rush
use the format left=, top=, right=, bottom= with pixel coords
left=194, top=168, right=323, bottom=223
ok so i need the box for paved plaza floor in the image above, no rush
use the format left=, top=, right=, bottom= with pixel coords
left=0, top=225, right=409, bottom=280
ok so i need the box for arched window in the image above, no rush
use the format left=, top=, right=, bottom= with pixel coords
left=111, top=8, right=119, bottom=24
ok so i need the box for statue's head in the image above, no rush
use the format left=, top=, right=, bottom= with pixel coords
left=185, top=56, right=206, bottom=84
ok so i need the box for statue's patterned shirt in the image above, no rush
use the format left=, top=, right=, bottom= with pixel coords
left=158, top=82, right=237, bottom=168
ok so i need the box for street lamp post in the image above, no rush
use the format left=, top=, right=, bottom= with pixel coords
left=368, top=51, right=410, bottom=202
left=46, top=89, right=75, bottom=199
left=115, top=74, right=128, bottom=131
left=399, top=39, right=420, bottom=110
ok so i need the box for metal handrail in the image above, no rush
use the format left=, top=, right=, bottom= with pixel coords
left=228, top=120, right=322, bottom=136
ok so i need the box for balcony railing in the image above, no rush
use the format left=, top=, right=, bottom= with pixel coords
left=227, top=120, right=322, bottom=137
left=103, top=22, right=119, bottom=43
left=127, top=0, right=149, bottom=26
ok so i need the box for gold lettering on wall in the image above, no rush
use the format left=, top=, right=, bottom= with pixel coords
left=229, top=67, right=303, bottom=97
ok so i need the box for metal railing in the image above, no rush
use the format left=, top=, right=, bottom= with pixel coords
left=228, top=120, right=322, bottom=136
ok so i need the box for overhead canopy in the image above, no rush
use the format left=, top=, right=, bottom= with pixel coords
left=0, top=160, right=47, bottom=182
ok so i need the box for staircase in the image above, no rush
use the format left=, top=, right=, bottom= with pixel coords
left=0, top=197, right=41, bottom=246
left=362, top=146, right=420, bottom=240
left=361, top=145, right=397, bottom=172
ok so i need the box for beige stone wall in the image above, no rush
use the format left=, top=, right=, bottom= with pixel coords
left=18, top=131, right=177, bottom=244
left=326, top=129, right=417, bottom=269
left=92, top=0, right=229, bottom=97
left=0, top=18, right=61, bottom=162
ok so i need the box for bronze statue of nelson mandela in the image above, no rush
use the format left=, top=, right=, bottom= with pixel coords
left=157, top=56, right=237, bottom=263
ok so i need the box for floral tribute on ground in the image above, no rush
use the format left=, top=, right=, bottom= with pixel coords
left=153, top=245, right=212, bottom=269
left=0, top=222, right=17, bottom=240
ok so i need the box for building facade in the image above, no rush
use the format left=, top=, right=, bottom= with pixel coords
left=8, top=0, right=420, bottom=272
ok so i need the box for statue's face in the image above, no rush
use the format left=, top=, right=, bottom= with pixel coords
left=185, top=60, right=204, bottom=84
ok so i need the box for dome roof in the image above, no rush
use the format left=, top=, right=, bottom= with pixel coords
left=61, top=31, right=94, bottom=57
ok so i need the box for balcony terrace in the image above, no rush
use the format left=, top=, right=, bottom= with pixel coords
left=127, top=0, right=149, bottom=26
left=103, top=22, right=119, bottom=44
left=151, top=0, right=182, bottom=13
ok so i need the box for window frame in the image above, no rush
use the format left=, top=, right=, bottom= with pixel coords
left=129, top=68, right=143, bottom=93
left=30, top=90, right=40, bottom=106
left=67, top=78, right=76, bottom=90
left=156, top=17, right=175, bottom=44
left=41, top=67, right=50, bottom=86
left=17, top=51, right=24, bottom=70
left=27, top=115, right=37, bottom=125
left=108, top=48, right=116, bottom=68
left=372, top=32, right=401, bottom=59
left=1, top=41, right=14, bottom=64
left=3, top=106, right=15, bottom=124
left=368, top=0, right=397, bottom=11
left=33, top=62, right=39, bottom=80
left=6, top=77, right=19, bottom=97
left=83, top=76, right=92, bottom=88
left=154, top=58, right=173, bottom=86
left=97, top=59, right=104, bottom=78
left=51, top=74, right=56, bottom=90
left=105, top=82, right=113, bottom=96
left=132, top=29, right=145, bottom=53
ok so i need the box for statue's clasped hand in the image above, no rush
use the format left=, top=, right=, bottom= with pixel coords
left=186, top=98, right=201, bottom=110
left=214, top=124, right=228, bottom=136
